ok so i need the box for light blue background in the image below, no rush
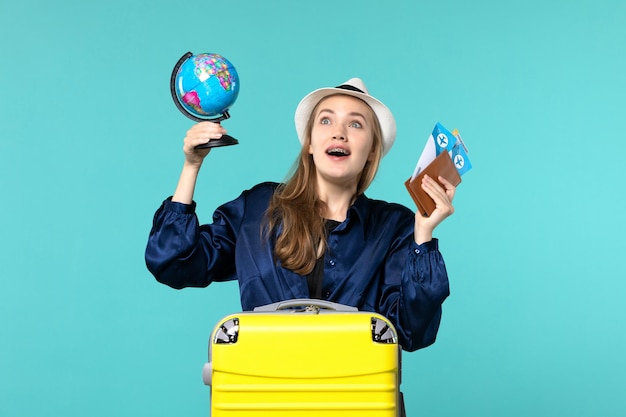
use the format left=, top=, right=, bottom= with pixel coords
left=1, top=1, right=625, bottom=416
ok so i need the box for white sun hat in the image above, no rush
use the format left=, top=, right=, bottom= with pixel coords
left=294, top=78, right=397, bottom=157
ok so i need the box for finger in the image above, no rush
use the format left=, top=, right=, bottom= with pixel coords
left=200, top=121, right=227, bottom=132
left=421, top=175, right=446, bottom=200
left=185, top=126, right=225, bottom=145
left=437, top=176, right=456, bottom=200
left=188, top=122, right=226, bottom=136
left=437, top=175, right=454, bottom=188
left=421, top=176, right=454, bottom=213
left=189, top=131, right=225, bottom=142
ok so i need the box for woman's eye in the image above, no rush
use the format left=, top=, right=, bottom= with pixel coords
left=320, top=117, right=331, bottom=125
left=349, top=121, right=362, bottom=128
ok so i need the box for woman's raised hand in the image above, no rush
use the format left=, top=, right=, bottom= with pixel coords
left=413, top=175, right=456, bottom=244
left=182, top=122, right=228, bottom=166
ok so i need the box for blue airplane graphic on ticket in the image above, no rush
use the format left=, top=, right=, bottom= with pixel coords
left=410, top=122, right=472, bottom=180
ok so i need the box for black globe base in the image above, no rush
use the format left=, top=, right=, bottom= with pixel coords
left=195, top=134, right=239, bottom=149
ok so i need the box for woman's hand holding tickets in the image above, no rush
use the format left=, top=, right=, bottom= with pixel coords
left=413, top=175, right=456, bottom=244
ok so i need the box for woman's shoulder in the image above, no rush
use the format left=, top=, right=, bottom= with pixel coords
left=354, top=194, right=415, bottom=232
left=245, top=181, right=280, bottom=195
left=361, top=194, right=414, bottom=218
left=216, top=182, right=280, bottom=219
left=235, top=182, right=281, bottom=205
left=217, top=182, right=279, bottom=207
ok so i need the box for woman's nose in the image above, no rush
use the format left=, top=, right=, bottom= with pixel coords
left=332, top=128, right=346, bottom=140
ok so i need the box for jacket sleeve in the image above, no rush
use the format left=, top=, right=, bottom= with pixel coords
left=379, top=236, right=450, bottom=352
left=144, top=195, right=244, bottom=289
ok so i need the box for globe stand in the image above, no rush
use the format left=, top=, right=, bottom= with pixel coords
left=190, top=111, right=238, bottom=149
left=170, top=51, right=239, bottom=149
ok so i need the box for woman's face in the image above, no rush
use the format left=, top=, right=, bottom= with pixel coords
left=308, top=94, right=376, bottom=190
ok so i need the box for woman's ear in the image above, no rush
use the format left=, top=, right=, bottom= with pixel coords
left=367, top=142, right=377, bottom=161
left=367, top=139, right=376, bottom=162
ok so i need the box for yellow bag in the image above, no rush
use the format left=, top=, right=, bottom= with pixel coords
left=202, top=299, right=403, bottom=416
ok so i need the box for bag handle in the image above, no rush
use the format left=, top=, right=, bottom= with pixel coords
left=253, top=298, right=358, bottom=312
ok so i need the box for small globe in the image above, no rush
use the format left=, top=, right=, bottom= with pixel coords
left=173, top=53, right=240, bottom=120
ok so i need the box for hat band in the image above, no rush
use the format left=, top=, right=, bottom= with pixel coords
left=335, top=84, right=366, bottom=94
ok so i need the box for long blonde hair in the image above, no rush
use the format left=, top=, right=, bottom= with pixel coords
left=265, top=94, right=384, bottom=275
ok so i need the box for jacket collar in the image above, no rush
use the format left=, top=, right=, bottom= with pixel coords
left=335, top=193, right=371, bottom=241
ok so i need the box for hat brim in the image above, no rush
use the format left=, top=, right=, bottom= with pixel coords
left=294, top=86, right=396, bottom=157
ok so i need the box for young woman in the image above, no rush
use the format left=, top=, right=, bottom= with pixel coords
left=145, top=78, right=456, bottom=351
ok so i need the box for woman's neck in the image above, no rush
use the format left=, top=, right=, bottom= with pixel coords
left=316, top=182, right=356, bottom=222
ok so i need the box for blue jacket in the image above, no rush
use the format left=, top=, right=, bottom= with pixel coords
left=145, top=182, right=450, bottom=351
